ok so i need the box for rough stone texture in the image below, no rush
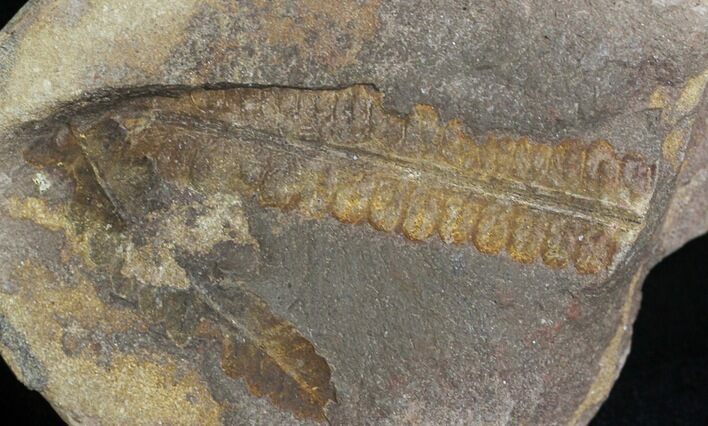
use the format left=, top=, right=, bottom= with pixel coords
left=658, top=96, right=708, bottom=257
left=0, top=1, right=705, bottom=425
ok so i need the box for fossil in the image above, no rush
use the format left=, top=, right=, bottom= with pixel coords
left=12, top=83, right=660, bottom=419
left=6, top=190, right=338, bottom=422
left=21, top=127, right=339, bottom=421
left=31, top=85, right=654, bottom=275
left=1, top=1, right=706, bottom=424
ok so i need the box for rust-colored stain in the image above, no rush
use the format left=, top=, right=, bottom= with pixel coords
left=38, top=85, right=655, bottom=274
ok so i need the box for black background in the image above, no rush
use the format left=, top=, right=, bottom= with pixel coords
left=0, top=1, right=706, bottom=424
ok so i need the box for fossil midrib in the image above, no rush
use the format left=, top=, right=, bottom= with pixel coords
left=156, top=111, right=644, bottom=230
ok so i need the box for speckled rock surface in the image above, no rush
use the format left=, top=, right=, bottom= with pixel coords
left=0, top=1, right=706, bottom=424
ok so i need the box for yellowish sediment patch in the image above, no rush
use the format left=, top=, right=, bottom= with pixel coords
left=1, top=0, right=200, bottom=130
left=0, top=260, right=222, bottom=425
left=660, top=69, right=708, bottom=170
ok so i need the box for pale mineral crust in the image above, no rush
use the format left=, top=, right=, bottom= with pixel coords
left=0, top=1, right=706, bottom=425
